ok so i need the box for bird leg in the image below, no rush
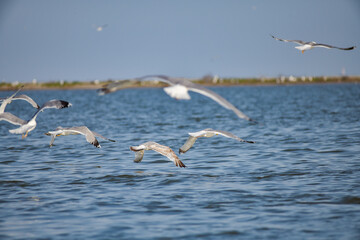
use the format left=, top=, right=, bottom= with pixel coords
left=302, top=50, right=304, bottom=54
left=22, top=131, right=29, bottom=139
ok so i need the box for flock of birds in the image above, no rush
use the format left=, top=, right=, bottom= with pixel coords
left=1, top=35, right=356, bottom=168
left=0, top=84, right=255, bottom=168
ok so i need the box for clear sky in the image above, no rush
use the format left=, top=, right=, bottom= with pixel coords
left=0, top=0, right=359, bottom=82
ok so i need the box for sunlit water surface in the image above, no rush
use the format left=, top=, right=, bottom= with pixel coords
left=1, top=84, right=359, bottom=239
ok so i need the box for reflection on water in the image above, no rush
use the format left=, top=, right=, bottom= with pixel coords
left=0, top=84, right=359, bottom=239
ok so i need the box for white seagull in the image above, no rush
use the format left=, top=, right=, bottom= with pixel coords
left=271, top=35, right=356, bottom=53
left=9, top=100, right=72, bottom=138
left=179, top=128, right=255, bottom=154
left=0, top=87, right=38, bottom=127
left=98, top=75, right=253, bottom=121
left=130, top=141, right=186, bottom=168
left=45, top=126, right=115, bottom=148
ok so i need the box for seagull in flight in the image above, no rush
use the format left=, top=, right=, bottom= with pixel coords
left=130, top=141, right=186, bottom=168
left=271, top=35, right=356, bottom=53
left=9, top=100, right=72, bottom=138
left=45, top=126, right=115, bottom=148
left=93, top=24, right=108, bottom=32
left=0, top=86, right=39, bottom=126
left=179, top=128, right=255, bottom=154
left=98, top=75, right=254, bottom=121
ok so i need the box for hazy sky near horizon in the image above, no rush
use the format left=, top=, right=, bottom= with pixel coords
left=0, top=0, right=359, bottom=82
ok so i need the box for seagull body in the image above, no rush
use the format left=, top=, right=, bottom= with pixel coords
left=45, top=126, right=115, bottom=148
left=130, top=141, right=186, bottom=168
left=98, top=75, right=253, bottom=121
left=271, top=35, right=356, bottom=53
left=179, top=128, right=255, bottom=154
left=9, top=100, right=72, bottom=138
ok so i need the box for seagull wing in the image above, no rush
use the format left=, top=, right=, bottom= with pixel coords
left=0, top=112, right=27, bottom=125
left=146, top=142, right=186, bottom=168
left=188, top=85, right=252, bottom=121
left=271, top=35, right=306, bottom=45
left=129, top=145, right=146, bottom=162
left=45, top=132, right=58, bottom=147
left=13, top=95, right=40, bottom=109
left=65, top=126, right=101, bottom=148
left=179, top=135, right=198, bottom=154
left=9, top=123, right=33, bottom=134
left=97, top=79, right=140, bottom=95
left=212, top=130, right=255, bottom=143
left=92, top=131, right=116, bottom=142
left=0, top=86, right=24, bottom=113
left=312, top=43, right=356, bottom=50
left=32, top=100, right=72, bottom=120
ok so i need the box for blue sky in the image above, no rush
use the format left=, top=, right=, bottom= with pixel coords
left=0, top=0, right=359, bottom=82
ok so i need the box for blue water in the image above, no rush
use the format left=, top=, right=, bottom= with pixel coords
left=1, top=84, right=360, bottom=239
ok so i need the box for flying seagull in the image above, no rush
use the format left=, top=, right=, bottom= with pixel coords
left=271, top=35, right=356, bottom=53
left=179, top=128, right=255, bottom=154
left=9, top=100, right=72, bottom=138
left=45, top=126, right=115, bottom=148
left=130, top=141, right=186, bottom=168
left=98, top=75, right=253, bottom=121
left=93, top=24, right=108, bottom=32
left=97, top=79, right=139, bottom=95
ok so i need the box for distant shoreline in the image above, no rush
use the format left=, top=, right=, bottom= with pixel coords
left=1, top=76, right=359, bottom=91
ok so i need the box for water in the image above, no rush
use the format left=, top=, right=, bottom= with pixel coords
left=1, top=84, right=359, bottom=239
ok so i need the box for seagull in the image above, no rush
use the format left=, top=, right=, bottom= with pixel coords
left=93, top=24, right=108, bottom=32
left=130, top=141, right=186, bottom=168
left=9, top=100, right=72, bottom=138
left=97, top=79, right=140, bottom=95
left=271, top=35, right=356, bottom=53
left=179, top=128, right=255, bottom=154
left=98, top=75, right=253, bottom=121
left=44, top=126, right=115, bottom=148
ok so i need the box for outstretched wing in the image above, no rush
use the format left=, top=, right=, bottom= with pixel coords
left=66, top=126, right=100, bottom=148
left=49, top=134, right=57, bottom=147
left=97, top=80, right=140, bottom=95
left=188, top=85, right=252, bottom=121
left=0, top=86, right=24, bottom=113
left=130, top=146, right=145, bottom=163
left=271, top=35, right=306, bottom=45
left=92, top=131, right=116, bottom=142
left=313, top=43, right=356, bottom=50
left=213, top=130, right=255, bottom=143
left=179, top=136, right=198, bottom=154
left=32, top=100, right=72, bottom=119
left=148, top=142, right=186, bottom=168
left=13, top=95, right=40, bottom=109
left=0, top=112, right=27, bottom=125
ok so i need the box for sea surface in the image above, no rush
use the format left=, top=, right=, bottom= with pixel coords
left=1, top=83, right=359, bottom=239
